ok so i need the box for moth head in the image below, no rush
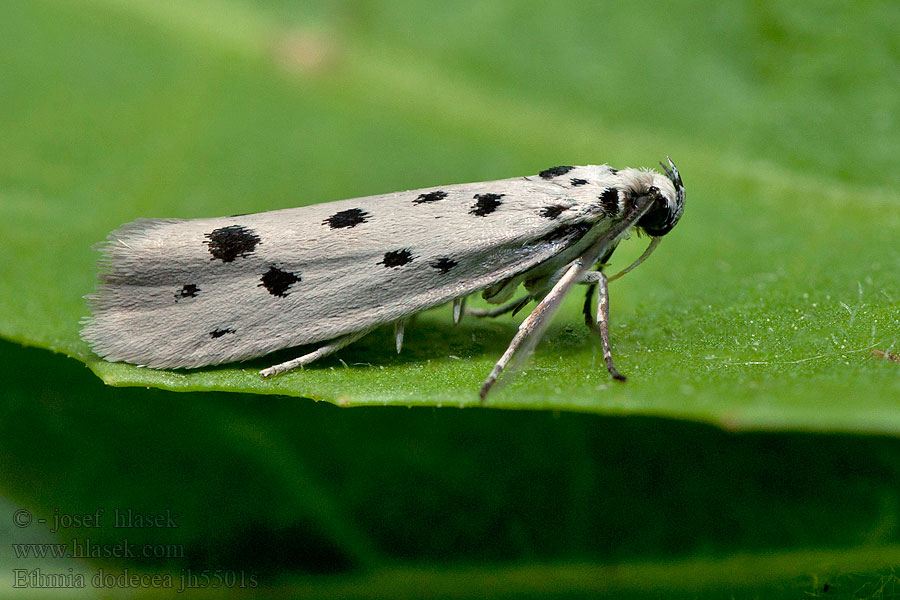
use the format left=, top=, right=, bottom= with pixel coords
left=637, top=156, right=685, bottom=237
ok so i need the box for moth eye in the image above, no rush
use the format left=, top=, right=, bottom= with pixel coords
left=638, top=189, right=680, bottom=236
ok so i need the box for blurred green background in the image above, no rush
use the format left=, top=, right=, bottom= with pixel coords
left=1, top=0, right=899, bottom=597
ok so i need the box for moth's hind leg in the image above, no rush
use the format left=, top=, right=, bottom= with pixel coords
left=466, top=295, right=532, bottom=318
left=260, top=328, right=374, bottom=378
left=580, top=271, right=626, bottom=382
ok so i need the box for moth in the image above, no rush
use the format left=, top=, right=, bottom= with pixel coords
left=81, top=159, right=685, bottom=400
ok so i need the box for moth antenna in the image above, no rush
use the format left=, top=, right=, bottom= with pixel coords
left=395, top=319, right=406, bottom=354
left=659, top=160, right=673, bottom=179
left=607, top=236, right=662, bottom=282
left=662, top=156, right=685, bottom=209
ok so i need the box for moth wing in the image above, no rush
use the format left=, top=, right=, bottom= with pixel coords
left=82, top=176, right=610, bottom=368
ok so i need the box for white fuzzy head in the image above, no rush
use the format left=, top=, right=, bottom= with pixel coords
left=637, top=157, right=685, bottom=237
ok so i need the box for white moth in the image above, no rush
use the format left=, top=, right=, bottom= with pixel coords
left=81, top=159, right=685, bottom=400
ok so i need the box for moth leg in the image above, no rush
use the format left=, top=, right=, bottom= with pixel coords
left=453, top=297, right=466, bottom=324
left=395, top=319, right=406, bottom=353
left=578, top=271, right=604, bottom=332
left=467, top=295, right=532, bottom=318
left=260, top=328, right=373, bottom=378
left=480, top=262, right=583, bottom=402
left=478, top=194, right=657, bottom=401
left=582, top=282, right=599, bottom=330
left=578, top=270, right=603, bottom=285
left=581, top=271, right=626, bottom=382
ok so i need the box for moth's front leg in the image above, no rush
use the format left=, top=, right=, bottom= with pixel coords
left=580, top=271, right=626, bottom=382
left=479, top=260, right=585, bottom=402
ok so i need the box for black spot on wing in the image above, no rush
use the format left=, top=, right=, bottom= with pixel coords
left=469, top=193, right=504, bottom=217
left=608, top=168, right=619, bottom=175
left=210, top=327, right=235, bottom=338
left=204, top=225, right=261, bottom=262
left=324, top=208, right=370, bottom=229
left=175, top=284, right=200, bottom=301
left=570, top=178, right=588, bottom=186
left=380, top=249, right=414, bottom=268
left=539, top=223, right=592, bottom=244
left=430, top=257, right=458, bottom=274
left=541, top=205, right=565, bottom=219
left=601, top=188, right=620, bottom=216
left=539, top=166, right=574, bottom=179
left=259, top=266, right=301, bottom=297
left=413, top=190, right=448, bottom=204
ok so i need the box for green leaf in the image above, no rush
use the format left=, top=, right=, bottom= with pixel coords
left=5, top=342, right=900, bottom=598
left=2, top=0, right=899, bottom=429
left=2, top=2, right=900, bottom=594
